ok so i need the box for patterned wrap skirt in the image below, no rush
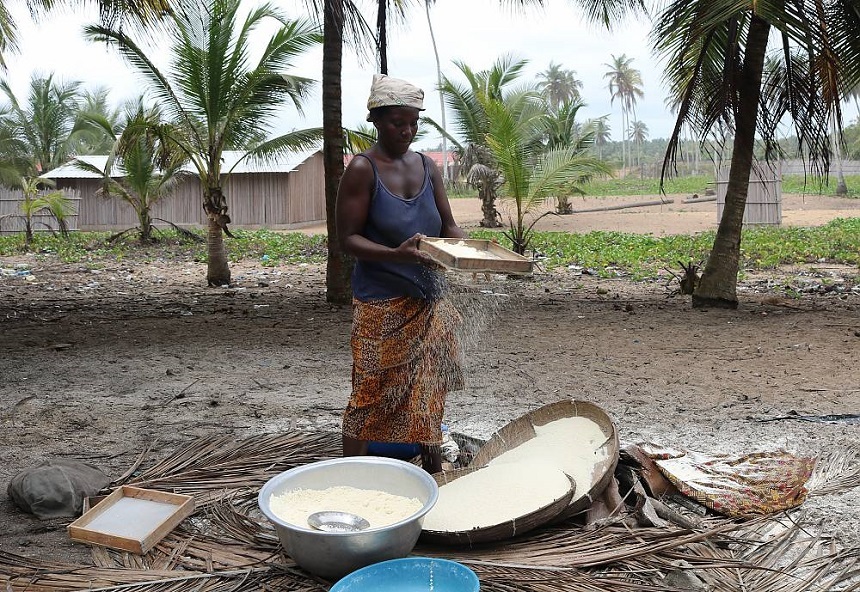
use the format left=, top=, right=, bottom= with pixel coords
left=342, top=296, right=464, bottom=446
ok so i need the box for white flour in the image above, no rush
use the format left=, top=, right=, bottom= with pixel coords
left=270, top=486, right=423, bottom=529
left=422, top=461, right=571, bottom=531
left=433, top=240, right=501, bottom=259
left=489, top=417, right=608, bottom=501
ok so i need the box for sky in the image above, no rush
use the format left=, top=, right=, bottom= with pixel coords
left=4, top=0, right=675, bottom=150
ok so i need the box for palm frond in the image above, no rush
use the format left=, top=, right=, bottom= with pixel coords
left=343, top=126, right=376, bottom=155
left=570, top=0, right=648, bottom=29
left=0, top=0, right=19, bottom=67
left=806, top=447, right=860, bottom=497
left=125, top=432, right=340, bottom=496
left=82, top=24, right=201, bottom=153
left=528, top=149, right=611, bottom=204
left=298, top=0, right=375, bottom=64
left=242, top=129, right=323, bottom=169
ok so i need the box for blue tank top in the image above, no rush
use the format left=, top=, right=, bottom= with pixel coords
left=351, top=153, right=444, bottom=301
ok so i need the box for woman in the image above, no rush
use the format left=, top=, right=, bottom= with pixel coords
left=336, top=74, right=467, bottom=473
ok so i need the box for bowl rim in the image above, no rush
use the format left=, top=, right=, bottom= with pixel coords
left=258, top=456, right=439, bottom=536
left=330, top=557, right=479, bottom=590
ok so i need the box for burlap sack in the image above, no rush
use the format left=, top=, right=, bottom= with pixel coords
left=8, top=459, right=110, bottom=519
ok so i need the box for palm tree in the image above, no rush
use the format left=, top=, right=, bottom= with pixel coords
left=537, top=62, right=583, bottom=110
left=628, top=119, right=648, bottom=169
left=423, top=55, right=528, bottom=227
left=344, top=124, right=378, bottom=155
left=74, top=103, right=187, bottom=242
left=655, top=1, right=860, bottom=308
left=5, top=175, right=67, bottom=244
left=0, top=74, right=83, bottom=177
left=71, top=87, right=123, bottom=156
left=295, top=0, right=373, bottom=304
left=542, top=99, right=592, bottom=151
left=590, top=116, right=611, bottom=160
left=540, top=99, right=598, bottom=213
left=604, top=54, right=643, bottom=174
left=480, top=93, right=610, bottom=254
left=85, top=0, right=322, bottom=286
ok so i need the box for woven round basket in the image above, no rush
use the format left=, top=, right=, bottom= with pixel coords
left=420, top=466, right=575, bottom=546
left=469, top=399, right=619, bottom=522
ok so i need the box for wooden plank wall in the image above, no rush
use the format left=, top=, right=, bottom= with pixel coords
left=0, top=188, right=81, bottom=234
left=716, top=166, right=782, bottom=225
left=54, top=152, right=325, bottom=232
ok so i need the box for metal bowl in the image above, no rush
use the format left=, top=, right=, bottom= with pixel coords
left=258, top=457, right=439, bottom=580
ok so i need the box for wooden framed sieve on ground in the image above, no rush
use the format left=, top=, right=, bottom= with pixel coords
left=68, top=486, right=195, bottom=554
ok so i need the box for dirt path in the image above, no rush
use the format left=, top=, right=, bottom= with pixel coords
left=0, top=194, right=858, bottom=568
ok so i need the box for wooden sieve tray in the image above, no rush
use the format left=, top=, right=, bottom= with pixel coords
left=68, top=485, right=195, bottom=554
left=418, top=238, right=533, bottom=274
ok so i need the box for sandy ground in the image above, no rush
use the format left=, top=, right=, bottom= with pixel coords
left=299, top=192, right=860, bottom=236
left=1, top=192, right=858, bottom=569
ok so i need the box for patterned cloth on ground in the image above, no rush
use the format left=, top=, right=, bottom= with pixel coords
left=639, top=443, right=815, bottom=518
left=343, top=296, right=463, bottom=445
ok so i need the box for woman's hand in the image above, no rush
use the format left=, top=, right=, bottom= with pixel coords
left=396, top=233, right=439, bottom=266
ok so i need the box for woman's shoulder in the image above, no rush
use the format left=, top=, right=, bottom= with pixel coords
left=345, top=153, right=375, bottom=175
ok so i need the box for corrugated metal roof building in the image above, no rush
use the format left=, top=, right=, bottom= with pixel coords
left=44, top=149, right=325, bottom=231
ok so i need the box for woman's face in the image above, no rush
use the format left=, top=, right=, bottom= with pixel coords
left=374, top=106, right=420, bottom=153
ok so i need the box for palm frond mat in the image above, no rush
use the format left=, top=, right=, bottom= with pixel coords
left=2, top=432, right=858, bottom=591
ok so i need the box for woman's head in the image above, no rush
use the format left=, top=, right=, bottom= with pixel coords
left=366, top=74, right=424, bottom=152
left=370, top=106, right=420, bottom=151
left=366, top=74, right=424, bottom=121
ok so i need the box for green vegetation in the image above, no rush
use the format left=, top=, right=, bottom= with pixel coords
left=228, top=230, right=328, bottom=265
left=472, top=217, right=860, bottom=278
left=781, top=175, right=860, bottom=197
left=464, top=174, right=860, bottom=199
left=3, top=219, right=857, bottom=281
left=0, top=229, right=327, bottom=266
left=578, top=175, right=713, bottom=196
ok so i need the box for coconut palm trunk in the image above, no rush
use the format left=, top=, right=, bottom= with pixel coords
left=323, top=0, right=352, bottom=304
left=425, top=1, right=448, bottom=182
left=621, top=106, right=627, bottom=173
left=139, top=207, right=153, bottom=242
left=377, top=0, right=388, bottom=74
left=23, top=199, right=34, bottom=245
left=692, top=15, right=770, bottom=309
left=204, top=188, right=231, bottom=286
left=831, top=114, right=848, bottom=195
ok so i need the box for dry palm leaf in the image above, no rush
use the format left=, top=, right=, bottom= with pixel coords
left=471, top=565, right=671, bottom=591
left=417, top=520, right=742, bottom=569
left=646, top=515, right=860, bottom=591
left=122, top=432, right=340, bottom=504
left=806, top=447, right=860, bottom=497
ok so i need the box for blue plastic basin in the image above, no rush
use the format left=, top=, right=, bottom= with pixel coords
left=367, top=424, right=450, bottom=460
left=330, top=557, right=479, bottom=592
left=366, top=441, right=422, bottom=460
